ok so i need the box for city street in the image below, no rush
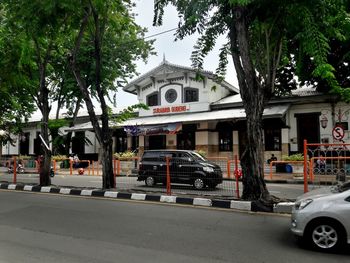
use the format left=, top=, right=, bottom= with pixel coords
left=0, top=191, right=348, bottom=262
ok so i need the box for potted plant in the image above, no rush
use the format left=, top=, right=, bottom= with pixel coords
left=114, top=151, right=136, bottom=175
left=52, top=155, right=68, bottom=169
left=195, top=150, right=207, bottom=157
left=282, top=153, right=305, bottom=175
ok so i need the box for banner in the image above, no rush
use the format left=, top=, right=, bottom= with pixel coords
left=124, top=123, right=182, bottom=136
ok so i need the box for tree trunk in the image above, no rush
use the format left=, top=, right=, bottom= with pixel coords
left=101, top=139, right=114, bottom=188
left=39, top=87, right=51, bottom=186
left=229, top=6, right=270, bottom=201
left=240, top=106, right=269, bottom=200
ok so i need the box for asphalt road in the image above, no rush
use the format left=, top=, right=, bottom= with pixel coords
left=0, top=191, right=349, bottom=262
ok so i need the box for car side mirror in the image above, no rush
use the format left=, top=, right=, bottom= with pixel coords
left=188, top=157, right=193, bottom=162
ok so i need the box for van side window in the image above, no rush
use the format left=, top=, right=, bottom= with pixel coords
left=159, top=153, right=175, bottom=161
left=177, top=152, right=191, bottom=162
left=142, top=152, right=159, bottom=162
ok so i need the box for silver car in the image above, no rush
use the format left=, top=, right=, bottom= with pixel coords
left=291, top=182, right=350, bottom=251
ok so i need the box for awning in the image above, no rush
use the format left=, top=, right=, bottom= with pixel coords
left=124, top=123, right=182, bottom=136
left=65, top=104, right=290, bottom=132
left=121, top=104, right=290, bottom=126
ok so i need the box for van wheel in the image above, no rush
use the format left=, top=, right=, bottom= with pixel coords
left=193, top=178, right=205, bottom=190
left=145, top=176, right=155, bottom=187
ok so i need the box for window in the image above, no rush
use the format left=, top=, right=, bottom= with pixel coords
left=184, top=88, right=198, bottom=102
left=147, top=92, right=159, bottom=106
left=114, top=129, right=128, bottom=153
left=34, top=132, right=41, bottom=155
left=217, top=122, right=233, bottom=152
left=264, top=128, right=281, bottom=151
left=165, top=89, right=177, bottom=103
left=219, top=130, right=233, bottom=151
left=72, top=131, right=85, bottom=154
left=19, top=132, right=30, bottom=155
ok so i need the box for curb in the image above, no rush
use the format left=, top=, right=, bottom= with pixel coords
left=0, top=182, right=293, bottom=213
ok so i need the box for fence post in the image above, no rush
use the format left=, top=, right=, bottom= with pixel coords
left=234, top=155, right=240, bottom=199
left=166, top=156, right=171, bottom=195
left=88, top=160, right=91, bottom=175
left=303, top=139, right=308, bottom=193
left=270, top=161, right=274, bottom=180
left=227, top=159, right=231, bottom=179
left=53, top=160, right=56, bottom=175
left=13, top=156, right=17, bottom=184
left=113, top=159, right=117, bottom=176
left=70, top=160, right=73, bottom=175
left=117, top=160, right=121, bottom=176
left=310, top=158, right=314, bottom=182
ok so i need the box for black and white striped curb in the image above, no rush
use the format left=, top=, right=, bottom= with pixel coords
left=0, top=183, right=294, bottom=213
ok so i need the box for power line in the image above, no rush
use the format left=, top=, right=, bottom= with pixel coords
left=143, top=27, right=177, bottom=40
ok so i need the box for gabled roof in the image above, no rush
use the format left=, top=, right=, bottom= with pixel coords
left=211, top=86, right=325, bottom=109
left=123, top=59, right=239, bottom=94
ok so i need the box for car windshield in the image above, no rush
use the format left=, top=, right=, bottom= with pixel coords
left=331, top=181, right=350, bottom=193
left=190, top=151, right=207, bottom=162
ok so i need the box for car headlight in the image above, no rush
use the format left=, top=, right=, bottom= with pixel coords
left=295, top=199, right=313, bottom=210
left=203, top=166, right=214, bottom=173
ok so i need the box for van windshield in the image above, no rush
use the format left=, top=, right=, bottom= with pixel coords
left=190, top=152, right=207, bottom=162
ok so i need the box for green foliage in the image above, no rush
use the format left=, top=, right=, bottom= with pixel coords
left=18, top=155, right=31, bottom=160
left=112, top=103, right=149, bottom=125
left=154, top=0, right=349, bottom=200
left=195, top=149, right=207, bottom=157
left=282, top=153, right=305, bottom=162
left=52, top=155, right=68, bottom=161
left=0, top=3, right=35, bottom=141
left=114, top=151, right=135, bottom=159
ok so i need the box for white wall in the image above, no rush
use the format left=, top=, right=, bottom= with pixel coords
left=288, top=102, right=350, bottom=152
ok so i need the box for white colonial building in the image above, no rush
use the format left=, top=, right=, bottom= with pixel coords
left=2, top=60, right=349, bottom=162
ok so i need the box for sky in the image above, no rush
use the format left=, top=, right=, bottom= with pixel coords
left=115, top=0, right=238, bottom=110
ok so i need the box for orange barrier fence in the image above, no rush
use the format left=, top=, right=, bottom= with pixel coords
left=269, top=160, right=308, bottom=180
left=309, top=156, right=350, bottom=182
left=52, top=159, right=91, bottom=175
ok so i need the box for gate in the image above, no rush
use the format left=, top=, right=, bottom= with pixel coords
left=304, top=140, right=350, bottom=192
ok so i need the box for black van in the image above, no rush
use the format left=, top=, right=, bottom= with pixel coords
left=137, top=150, right=223, bottom=190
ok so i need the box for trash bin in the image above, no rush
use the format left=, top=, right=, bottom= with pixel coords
left=285, top=164, right=293, bottom=173
left=276, top=163, right=286, bottom=172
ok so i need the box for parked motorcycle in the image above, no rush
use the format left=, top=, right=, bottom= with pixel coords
left=50, top=166, right=55, bottom=177
left=7, top=164, right=25, bottom=174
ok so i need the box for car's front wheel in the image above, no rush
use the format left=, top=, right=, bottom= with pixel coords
left=145, top=176, right=156, bottom=187
left=305, top=219, right=345, bottom=252
left=193, top=178, right=205, bottom=190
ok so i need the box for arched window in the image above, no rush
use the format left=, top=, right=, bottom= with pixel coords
left=184, top=87, right=199, bottom=102
left=146, top=92, right=159, bottom=106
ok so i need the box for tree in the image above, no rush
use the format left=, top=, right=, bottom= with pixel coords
left=154, top=0, right=349, bottom=202
left=0, top=3, right=35, bottom=144
left=68, top=0, right=153, bottom=188
left=1, top=0, right=76, bottom=185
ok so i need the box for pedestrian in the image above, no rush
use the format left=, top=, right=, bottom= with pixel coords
left=267, top=154, right=277, bottom=165
left=317, top=154, right=326, bottom=173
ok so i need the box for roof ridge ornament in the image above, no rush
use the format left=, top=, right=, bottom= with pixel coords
left=162, top=53, right=168, bottom=64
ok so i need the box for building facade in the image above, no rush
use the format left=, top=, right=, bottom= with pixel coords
left=2, top=61, right=349, bottom=162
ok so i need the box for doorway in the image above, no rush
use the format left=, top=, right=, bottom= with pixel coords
left=296, top=113, right=320, bottom=152
left=147, top=135, right=166, bottom=150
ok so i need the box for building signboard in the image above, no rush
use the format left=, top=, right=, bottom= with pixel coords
left=152, top=105, right=190, bottom=115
